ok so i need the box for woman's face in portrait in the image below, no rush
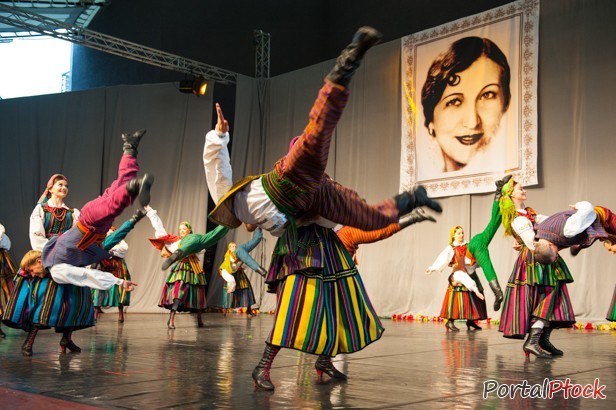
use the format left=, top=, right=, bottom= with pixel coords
left=428, top=56, right=506, bottom=171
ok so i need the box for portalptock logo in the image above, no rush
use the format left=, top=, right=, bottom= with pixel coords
left=483, top=378, right=606, bottom=399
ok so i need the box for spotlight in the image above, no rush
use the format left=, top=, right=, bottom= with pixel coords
left=179, top=76, right=207, bottom=96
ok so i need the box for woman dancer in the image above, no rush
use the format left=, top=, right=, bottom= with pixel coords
left=498, top=178, right=575, bottom=358
left=219, top=228, right=264, bottom=317
left=146, top=205, right=226, bottom=329
left=2, top=174, right=81, bottom=355
left=426, top=226, right=487, bottom=332
left=0, top=224, right=17, bottom=338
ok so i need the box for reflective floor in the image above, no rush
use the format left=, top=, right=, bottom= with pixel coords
left=0, top=313, right=614, bottom=409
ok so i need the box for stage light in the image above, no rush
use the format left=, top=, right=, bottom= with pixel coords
left=179, top=76, right=207, bottom=96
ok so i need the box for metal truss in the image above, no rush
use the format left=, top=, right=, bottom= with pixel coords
left=0, top=3, right=238, bottom=84
left=253, top=29, right=270, bottom=79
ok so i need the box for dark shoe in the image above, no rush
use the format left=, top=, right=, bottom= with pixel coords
left=488, top=279, right=504, bottom=311
left=126, top=174, right=154, bottom=210
left=252, top=343, right=280, bottom=391
left=21, top=327, right=39, bottom=357
left=569, top=245, right=582, bottom=257
left=256, top=267, right=267, bottom=278
left=122, top=129, right=146, bottom=156
left=466, top=320, right=482, bottom=331
left=539, top=326, right=563, bottom=356
left=395, top=186, right=442, bottom=216
left=315, top=355, right=347, bottom=380
left=129, top=209, right=146, bottom=225
left=162, top=249, right=186, bottom=270
left=167, top=311, right=176, bottom=329
left=60, top=334, right=81, bottom=354
left=445, top=320, right=459, bottom=332
left=494, top=174, right=513, bottom=201
left=399, top=208, right=436, bottom=228
left=523, top=328, right=552, bottom=359
left=326, top=26, right=383, bottom=87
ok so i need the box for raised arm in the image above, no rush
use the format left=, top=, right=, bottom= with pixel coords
left=563, top=201, right=596, bottom=237
left=204, top=103, right=233, bottom=203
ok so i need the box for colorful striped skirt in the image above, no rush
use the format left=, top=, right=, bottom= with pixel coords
left=607, top=284, right=616, bottom=322
left=0, top=249, right=16, bottom=315
left=29, top=277, right=95, bottom=331
left=222, top=269, right=255, bottom=309
left=440, top=285, right=487, bottom=320
left=2, top=275, right=32, bottom=331
left=92, top=257, right=131, bottom=307
left=499, top=247, right=575, bottom=338
left=266, top=225, right=384, bottom=357
left=159, top=256, right=207, bottom=312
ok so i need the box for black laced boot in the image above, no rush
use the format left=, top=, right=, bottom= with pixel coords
left=162, top=249, right=186, bottom=270
left=494, top=174, right=513, bottom=201
left=539, top=326, right=563, bottom=356
left=122, top=129, right=146, bottom=157
left=21, top=326, right=39, bottom=356
left=125, top=174, right=154, bottom=210
left=326, top=26, right=383, bottom=87
left=399, top=208, right=436, bottom=228
left=252, top=343, right=281, bottom=390
left=394, top=186, right=442, bottom=217
left=60, top=330, right=81, bottom=353
left=488, top=279, right=504, bottom=311
left=315, top=355, right=348, bottom=380
left=523, top=328, right=552, bottom=359
left=129, top=209, right=146, bottom=225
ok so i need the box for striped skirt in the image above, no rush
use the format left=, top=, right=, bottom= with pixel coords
left=92, top=257, right=131, bottom=307
left=222, top=269, right=255, bottom=309
left=159, top=256, right=207, bottom=312
left=499, top=247, right=575, bottom=338
left=607, top=284, right=616, bottom=322
left=29, top=277, right=95, bottom=331
left=440, top=286, right=487, bottom=320
left=0, top=249, right=16, bottom=315
left=266, top=225, right=384, bottom=356
left=2, top=275, right=32, bottom=331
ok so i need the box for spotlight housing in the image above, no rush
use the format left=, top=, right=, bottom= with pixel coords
left=179, top=76, right=207, bottom=96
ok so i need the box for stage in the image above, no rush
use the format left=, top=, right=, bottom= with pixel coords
left=0, top=312, right=614, bottom=409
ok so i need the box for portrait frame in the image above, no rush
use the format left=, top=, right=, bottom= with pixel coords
left=400, top=0, right=539, bottom=197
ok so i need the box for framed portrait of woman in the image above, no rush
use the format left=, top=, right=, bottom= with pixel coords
left=400, top=0, right=539, bottom=197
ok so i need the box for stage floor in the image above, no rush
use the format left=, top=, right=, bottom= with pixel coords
left=0, top=312, right=614, bottom=409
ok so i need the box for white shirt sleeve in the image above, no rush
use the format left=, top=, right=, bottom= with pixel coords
left=29, top=204, right=48, bottom=251
left=427, top=246, right=454, bottom=272
left=109, top=240, right=128, bottom=258
left=563, top=201, right=597, bottom=238
left=50, top=263, right=124, bottom=290
left=0, top=228, right=10, bottom=251
left=512, top=216, right=536, bottom=250
left=146, top=208, right=169, bottom=238
left=204, top=130, right=233, bottom=204
left=221, top=269, right=236, bottom=283
left=453, top=270, right=478, bottom=292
